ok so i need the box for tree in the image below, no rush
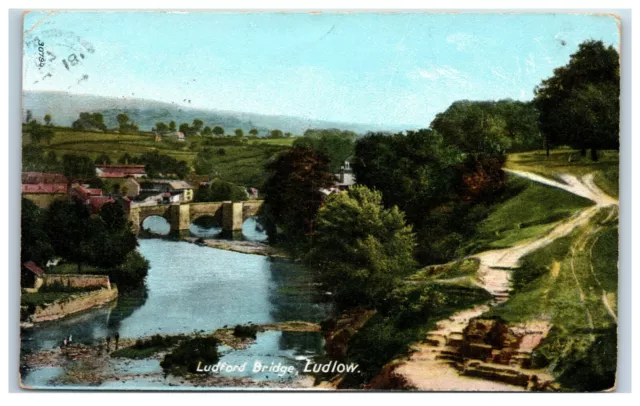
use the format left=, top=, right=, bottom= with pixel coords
left=294, top=128, right=358, bottom=172
left=196, top=179, right=248, bottom=202
left=262, top=147, right=336, bottom=244
left=213, top=126, right=225, bottom=136
left=202, top=126, right=213, bottom=136
left=534, top=40, right=619, bottom=160
left=95, top=153, right=112, bottom=165
left=269, top=129, right=284, bottom=138
left=156, top=122, right=169, bottom=133
left=179, top=123, right=190, bottom=134
left=192, top=119, right=204, bottom=133
left=21, top=198, right=54, bottom=267
left=234, top=128, right=244, bottom=137
left=116, top=113, right=139, bottom=134
left=25, top=110, right=33, bottom=124
left=249, top=128, right=259, bottom=136
left=62, top=154, right=95, bottom=180
left=169, top=121, right=177, bottom=132
left=46, top=200, right=91, bottom=271
left=305, top=186, right=416, bottom=308
left=72, top=112, right=106, bottom=131
left=44, top=114, right=52, bottom=126
left=430, top=100, right=541, bottom=154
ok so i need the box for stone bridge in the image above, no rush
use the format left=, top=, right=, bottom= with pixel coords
left=128, top=200, right=263, bottom=235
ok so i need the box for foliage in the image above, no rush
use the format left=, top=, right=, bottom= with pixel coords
left=160, top=336, right=221, bottom=375
left=21, top=198, right=54, bottom=267
left=72, top=112, right=107, bottom=131
left=213, top=126, right=224, bottom=136
left=24, top=118, right=55, bottom=145
left=305, top=186, right=417, bottom=308
left=430, top=100, right=542, bottom=154
left=139, top=150, right=189, bottom=178
left=111, top=334, right=181, bottom=359
left=293, top=128, right=357, bottom=172
left=534, top=40, right=620, bottom=160
left=94, top=153, right=112, bottom=165
left=261, top=146, right=336, bottom=244
left=116, top=113, right=139, bottom=134
left=62, top=154, right=95, bottom=180
left=269, top=129, right=284, bottom=138
left=195, top=178, right=247, bottom=202
left=232, top=324, right=258, bottom=339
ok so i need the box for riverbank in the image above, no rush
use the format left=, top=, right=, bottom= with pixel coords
left=184, top=237, right=289, bottom=258
left=21, top=286, right=118, bottom=327
left=21, top=321, right=322, bottom=389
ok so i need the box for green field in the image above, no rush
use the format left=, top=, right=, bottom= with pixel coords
left=24, top=129, right=296, bottom=187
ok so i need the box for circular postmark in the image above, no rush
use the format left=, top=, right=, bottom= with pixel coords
left=24, top=28, right=95, bottom=89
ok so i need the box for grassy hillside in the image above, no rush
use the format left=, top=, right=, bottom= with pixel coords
left=23, top=128, right=295, bottom=187
left=462, top=175, right=593, bottom=252
left=506, top=149, right=619, bottom=198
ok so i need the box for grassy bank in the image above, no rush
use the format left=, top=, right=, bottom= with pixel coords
left=506, top=149, right=619, bottom=198
left=484, top=205, right=618, bottom=391
left=461, top=174, right=593, bottom=254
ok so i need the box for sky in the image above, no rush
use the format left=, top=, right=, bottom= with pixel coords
left=23, top=12, right=620, bottom=129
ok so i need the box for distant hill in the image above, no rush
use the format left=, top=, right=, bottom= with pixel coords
left=23, top=91, right=410, bottom=135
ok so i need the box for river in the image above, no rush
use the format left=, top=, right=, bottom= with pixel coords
left=20, top=217, right=332, bottom=389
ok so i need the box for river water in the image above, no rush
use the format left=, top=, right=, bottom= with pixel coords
left=20, top=217, right=332, bottom=389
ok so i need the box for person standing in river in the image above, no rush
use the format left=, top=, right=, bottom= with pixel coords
left=106, top=335, right=111, bottom=352
left=114, top=332, right=120, bottom=350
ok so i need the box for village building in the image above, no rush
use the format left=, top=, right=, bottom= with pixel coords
left=140, top=179, right=194, bottom=202
left=95, top=164, right=146, bottom=179
left=334, top=160, right=356, bottom=191
left=22, top=261, right=45, bottom=292
left=122, top=177, right=141, bottom=198
left=21, top=172, right=70, bottom=208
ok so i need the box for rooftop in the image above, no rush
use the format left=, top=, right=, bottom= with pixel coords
left=22, top=172, right=68, bottom=185
left=22, top=183, right=68, bottom=194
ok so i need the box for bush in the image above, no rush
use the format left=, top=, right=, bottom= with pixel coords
left=160, top=336, right=220, bottom=375
left=103, top=251, right=149, bottom=290
left=233, top=324, right=258, bottom=339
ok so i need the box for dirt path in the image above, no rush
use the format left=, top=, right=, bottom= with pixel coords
left=387, top=170, right=618, bottom=391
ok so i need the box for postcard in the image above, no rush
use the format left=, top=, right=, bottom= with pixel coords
left=19, top=11, right=620, bottom=391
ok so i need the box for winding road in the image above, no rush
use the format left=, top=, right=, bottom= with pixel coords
left=385, top=169, right=618, bottom=391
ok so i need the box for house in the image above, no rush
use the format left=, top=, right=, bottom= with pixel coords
left=71, top=184, right=103, bottom=202
left=176, top=131, right=186, bottom=142
left=145, top=179, right=194, bottom=202
left=95, top=164, right=146, bottom=179
left=335, top=159, right=356, bottom=190
left=22, top=261, right=45, bottom=292
left=155, top=133, right=162, bottom=142
left=123, top=177, right=141, bottom=198
left=22, top=172, right=70, bottom=208
left=247, top=188, right=259, bottom=199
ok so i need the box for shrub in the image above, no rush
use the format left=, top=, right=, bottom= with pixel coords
left=233, top=324, right=258, bottom=339
left=160, top=336, right=220, bottom=375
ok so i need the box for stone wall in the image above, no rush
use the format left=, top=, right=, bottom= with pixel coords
left=44, top=274, right=111, bottom=290
left=29, top=286, right=118, bottom=323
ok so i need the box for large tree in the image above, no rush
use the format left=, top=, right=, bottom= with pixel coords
left=534, top=40, right=620, bottom=160
left=21, top=198, right=54, bottom=267
left=293, top=128, right=358, bottom=172
left=305, top=186, right=416, bottom=308
left=62, top=154, right=95, bottom=181
left=430, top=100, right=541, bottom=154
left=261, top=146, right=335, bottom=244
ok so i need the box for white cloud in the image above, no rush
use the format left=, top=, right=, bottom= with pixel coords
left=417, top=65, right=466, bottom=82
left=446, top=32, right=480, bottom=51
